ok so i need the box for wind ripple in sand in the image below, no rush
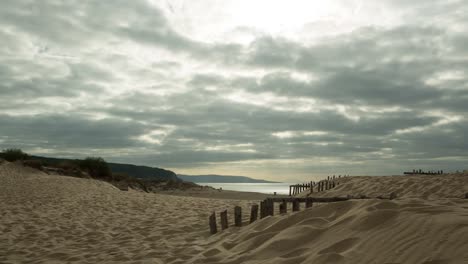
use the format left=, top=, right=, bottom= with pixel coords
left=188, top=199, right=468, bottom=264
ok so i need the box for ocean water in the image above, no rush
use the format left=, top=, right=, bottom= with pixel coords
left=196, top=182, right=294, bottom=195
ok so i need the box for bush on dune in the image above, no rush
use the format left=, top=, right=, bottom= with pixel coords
left=23, top=159, right=43, bottom=170
left=55, top=160, right=80, bottom=171
left=1, top=148, right=29, bottom=162
left=79, top=157, right=112, bottom=180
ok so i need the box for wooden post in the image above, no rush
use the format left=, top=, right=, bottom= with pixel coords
left=220, top=210, right=228, bottom=230
left=265, top=199, right=274, bottom=216
left=279, top=202, right=286, bottom=214
left=260, top=200, right=266, bottom=219
left=289, top=185, right=292, bottom=196
left=292, top=199, right=300, bottom=212
left=268, top=199, right=275, bottom=216
left=280, top=199, right=287, bottom=214
left=310, top=181, right=313, bottom=194
left=234, top=206, right=242, bottom=227
left=209, top=212, right=217, bottom=234
left=250, top=204, right=259, bottom=223
left=305, top=197, right=313, bottom=208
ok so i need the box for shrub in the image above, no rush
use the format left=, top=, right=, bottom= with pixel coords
left=79, top=157, right=112, bottom=180
left=56, top=160, right=80, bottom=171
left=112, top=172, right=131, bottom=182
left=1, top=149, right=29, bottom=162
left=22, top=159, right=43, bottom=170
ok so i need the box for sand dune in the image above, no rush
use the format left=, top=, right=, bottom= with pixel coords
left=301, top=174, right=468, bottom=199
left=1, top=161, right=468, bottom=264
left=188, top=198, right=468, bottom=264
left=0, top=162, right=256, bottom=263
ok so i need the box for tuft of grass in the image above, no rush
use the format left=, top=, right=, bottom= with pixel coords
left=1, top=148, right=29, bottom=162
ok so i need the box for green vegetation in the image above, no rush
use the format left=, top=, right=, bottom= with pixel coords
left=1, top=148, right=29, bottom=162
left=79, top=157, right=112, bottom=180
left=0, top=150, right=196, bottom=193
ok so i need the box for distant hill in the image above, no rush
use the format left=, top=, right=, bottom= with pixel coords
left=22, top=155, right=179, bottom=182
left=108, top=163, right=179, bottom=182
left=178, top=174, right=279, bottom=183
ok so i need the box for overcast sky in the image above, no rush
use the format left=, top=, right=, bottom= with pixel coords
left=1, top=0, right=467, bottom=181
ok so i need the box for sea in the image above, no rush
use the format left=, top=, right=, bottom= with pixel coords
left=195, top=182, right=294, bottom=195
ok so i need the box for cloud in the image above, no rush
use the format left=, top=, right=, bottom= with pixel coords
left=0, top=0, right=467, bottom=178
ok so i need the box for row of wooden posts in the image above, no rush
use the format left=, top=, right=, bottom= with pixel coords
left=404, top=169, right=444, bottom=175
left=209, top=197, right=348, bottom=234
left=289, top=175, right=347, bottom=196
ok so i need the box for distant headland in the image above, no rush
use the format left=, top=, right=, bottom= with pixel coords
left=178, top=174, right=280, bottom=183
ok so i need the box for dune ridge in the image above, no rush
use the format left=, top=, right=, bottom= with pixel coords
left=187, top=198, right=468, bottom=264
left=300, top=174, right=468, bottom=200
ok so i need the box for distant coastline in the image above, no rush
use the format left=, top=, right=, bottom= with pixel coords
left=178, top=174, right=280, bottom=183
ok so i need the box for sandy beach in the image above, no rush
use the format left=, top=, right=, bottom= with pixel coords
left=1, top=161, right=468, bottom=264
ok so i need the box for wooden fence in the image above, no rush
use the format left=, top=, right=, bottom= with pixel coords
left=289, top=175, right=346, bottom=196
left=209, top=197, right=349, bottom=234
left=404, top=169, right=444, bottom=175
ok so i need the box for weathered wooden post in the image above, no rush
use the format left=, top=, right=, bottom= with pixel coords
left=234, top=206, right=242, bottom=227
left=266, top=198, right=274, bottom=216
left=250, top=204, right=259, bottom=223
left=209, top=212, right=217, bottom=234
left=292, top=199, right=300, bottom=212
left=280, top=199, right=287, bottom=214
left=220, top=210, right=228, bottom=230
left=289, top=185, right=292, bottom=196
left=310, top=181, right=313, bottom=194
left=279, top=202, right=286, bottom=214
left=260, top=200, right=266, bottom=219
left=305, top=197, right=313, bottom=208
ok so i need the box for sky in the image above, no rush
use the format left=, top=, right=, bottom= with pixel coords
left=1, top=0, right=467, bottom=181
